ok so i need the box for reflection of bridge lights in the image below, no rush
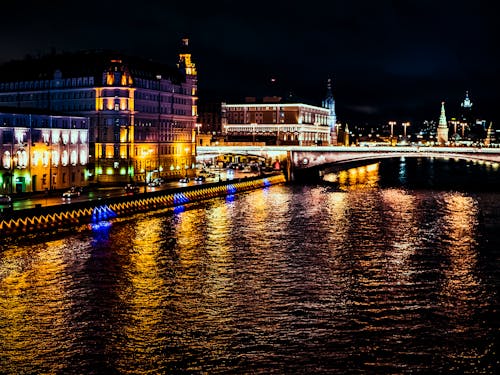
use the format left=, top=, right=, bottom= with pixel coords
left=89, top=221, right=112, bottom=232
left=173, top=205, right=185, bottom=214
left=226, top=194, right=235, bottom=202
left=174, top=193, right=190, bottom=205
left=227, top=185, right=237, bottom=194
left=366, top=163, right=379, bottom=172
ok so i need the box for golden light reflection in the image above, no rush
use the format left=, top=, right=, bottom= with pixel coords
left=439, top=193, right=482, bottom=318
left=324, top=162, right=380, bottom=191
left=0, top=240, right=75, bottom=372
left=113, top=217, right=168, bottom=373
left=381, top=188, right=419, bottom=283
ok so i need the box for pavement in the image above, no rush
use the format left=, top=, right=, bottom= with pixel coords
left=0, top=169, right=263, bottom=212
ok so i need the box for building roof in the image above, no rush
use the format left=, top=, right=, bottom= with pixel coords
left=0, top=50, right=185, bottom=84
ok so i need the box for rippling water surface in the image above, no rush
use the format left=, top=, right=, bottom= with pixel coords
left=0, top=158, right=498, bottom=374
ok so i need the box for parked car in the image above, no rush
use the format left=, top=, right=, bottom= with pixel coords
left=62, top=189, right=80, bottom=199
left=124, top=184, right=140, bottom=194
left=147, top=180, right=161, bottom=187
left=179, top=177, right=190, bottom=183
left=194, top=175, right=206, bottom=182
left=0, top=194, right=12, bottom=205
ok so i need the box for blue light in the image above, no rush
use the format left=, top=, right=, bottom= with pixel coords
left=227, top=184, right=237, bottom=194
left=263, top=178, right=271, bottom=187
left=226, top=194, right=235, bottom=202
left=173, top=205, right=185, bottom=214
left=89, top=220, right=112, bottom=232
left=92, top=205, right=117, bottom=223
left=173, top=193, right=190, bottom=205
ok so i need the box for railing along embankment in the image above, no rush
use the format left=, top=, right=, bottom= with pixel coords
left=0, top=174, right=286, bottom=237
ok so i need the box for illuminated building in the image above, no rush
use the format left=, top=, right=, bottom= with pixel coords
left=0, top=39, right=197, bottom=185
left=460, top=90, right=473, bottom=124
left=221, top=100, right=331, bottom=146
left=0, top=109, right=89, bottom=193
left=221, top=80, right=338, bottom=146
left=437, top=101, right=449, bottom=145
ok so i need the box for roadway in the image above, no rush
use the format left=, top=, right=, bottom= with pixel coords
left=2, top=168, right=260, bottom=212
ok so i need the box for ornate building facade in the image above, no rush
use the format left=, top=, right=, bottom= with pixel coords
left=0, top=39, right=197, bottom=185
left=0, top=109, right=89, bottom=193
left=221, top=80, right=337, bottom=146
left=222, top=101, right=331, bottom=146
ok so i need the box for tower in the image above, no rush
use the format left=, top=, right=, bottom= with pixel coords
left=484, top=122, right=495, bottom=146
left=460, top=90, right=473, bottom=122
left=437, top=101, right=449, bottom=145
left=177, top=38, right=197, bottom=77
left=322, top=78, right=337, bottom=145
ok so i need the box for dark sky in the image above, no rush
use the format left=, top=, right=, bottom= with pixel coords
left=1, top=0, right=498, bottom=125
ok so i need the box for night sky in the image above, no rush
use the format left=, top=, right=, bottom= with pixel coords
left=1, top=0, right=498, bottom=125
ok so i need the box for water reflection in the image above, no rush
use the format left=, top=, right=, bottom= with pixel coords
left=0, top=158, right=498, bottom=373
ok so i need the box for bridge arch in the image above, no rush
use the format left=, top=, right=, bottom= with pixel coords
left=290, top=147, right=500, bottom=182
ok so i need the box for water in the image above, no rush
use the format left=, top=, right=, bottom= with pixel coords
left=0, top=158, right=499, bottom=374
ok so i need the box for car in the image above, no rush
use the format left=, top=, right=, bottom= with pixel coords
left=147, top=180, right=161, bottom=187
left=62, top=189, right=80, bottom=199
left=194, top=175, right=206, bottom=182
left=124, top=184, right=140, bottom=194
left=179, top=177, right=190, bottom=183
left=0, top=194, right=12, bottom=205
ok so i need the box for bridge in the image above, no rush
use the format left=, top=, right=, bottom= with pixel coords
left=196, top=145, right=500, bottom=181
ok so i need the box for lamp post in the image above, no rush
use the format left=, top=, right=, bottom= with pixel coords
left=184, top=146, right=189, bottom=178
left=388, top=121, right=396, bottom=145
left=143, top=159, right=150, bottom=193
left=402, top=122, right=410, bottom=140
left=460, top=122, right=466, bottom=139
left=10, top=154, right=17, bottom=194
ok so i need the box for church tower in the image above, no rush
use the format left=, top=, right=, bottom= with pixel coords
left=437, top=101, right=449, bottom=145
left=322, top=78, right=337, bottom=145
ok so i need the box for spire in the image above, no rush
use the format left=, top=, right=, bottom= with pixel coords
left=485, top=122, right=495, bottom=146
left=439, top=101, right=447, bottom=127
left=437, top=101, right=449, bottom=145
left=322, top=78, right=337, bottom=145
left=461, top=91, right=473, bottom=109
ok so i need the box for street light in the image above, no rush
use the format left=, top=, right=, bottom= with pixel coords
left=460, top=122, right=466, bottom=138
left=10, top=154, right=17, bottom=194
left=402, top=122, right=410, bottom=139
left=184, top=146, right=189, bottom=178
left=251, top=122, right=256, bottom=145
left=388, top=121, right=396, bottom=144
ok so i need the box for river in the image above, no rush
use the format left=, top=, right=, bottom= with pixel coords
left=0, top=157, right=498, bottom=374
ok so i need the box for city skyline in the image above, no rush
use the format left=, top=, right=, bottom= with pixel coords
left=1, top=0, right=498, bottom=125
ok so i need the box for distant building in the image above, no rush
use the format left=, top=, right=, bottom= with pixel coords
left=322, top=78, right=338, bottom=145
left=222, top=81, right=340, bottom=146
left=1, top=109, right=89, bottom=193
left=0, top=39, right=197, bottom=185
left=221, top=99, right=331, bottom=146
left=460, top=91, right=473, bottom=124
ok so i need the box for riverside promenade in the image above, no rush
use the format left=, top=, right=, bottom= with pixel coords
left=0, top=173, right=286, bottom=237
